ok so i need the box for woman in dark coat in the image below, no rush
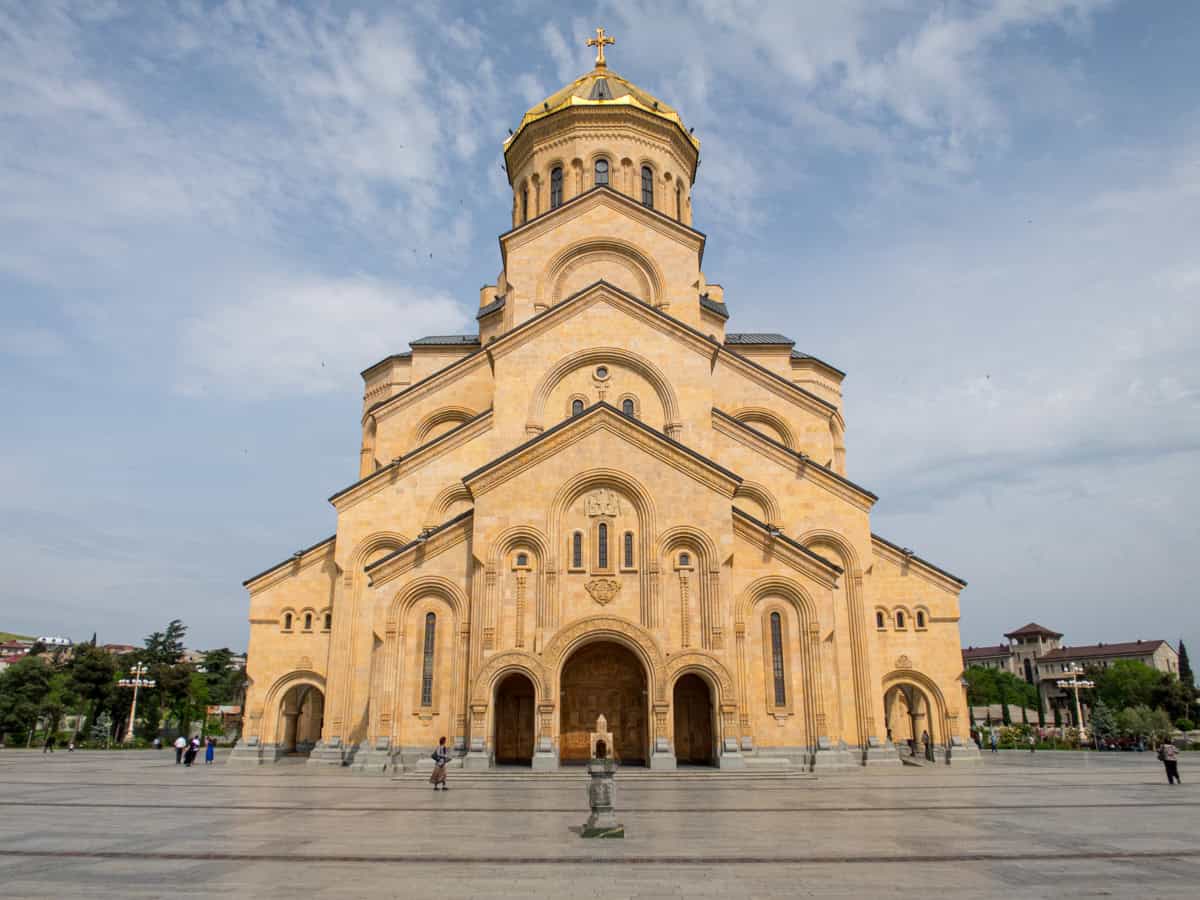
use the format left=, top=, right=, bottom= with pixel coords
left=430, top=736, right=450, bottom=791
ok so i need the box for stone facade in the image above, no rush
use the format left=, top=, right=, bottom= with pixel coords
left=231, top=49, right=978, bottom=772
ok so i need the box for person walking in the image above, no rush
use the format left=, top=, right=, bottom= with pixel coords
left=1158, top=739, right=1181, bottom=785
left=430, top=736, right=450, bottom=791
left=921, top=730, right=932, bottom=762
left=989, top=729, right=999, bottom=754
left=183, top=736, right=199, bottom=767
left=42, top=734, right=55, bottom=753
left=1028, top=733, right=1036, bottom=753
left=173, top=734, right=186, bottom=764
left=205, top=736, right=216, bottom=765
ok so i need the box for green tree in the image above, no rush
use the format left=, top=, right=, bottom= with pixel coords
left=89, top=711, right=113, bottom=747
left=1179, top=640, right=1194, bottom=690
left=156, top=663, right=194, bottom=732
left=1090, top=699, right=1116, bottom=742
left=143, top=620, right=187, bottom=666
left=1090, top=660, right=1161, bottom=710
left=67, top=643, right=117, bottom=735
left=1150, top=674, right=1194, bottom=721
left=0, top=656, right=52, bottom=744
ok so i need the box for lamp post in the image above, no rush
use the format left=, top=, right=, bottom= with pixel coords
left=1056, top=666, right=1094, bottom=743
left=118, top=663, right=156, bottom=744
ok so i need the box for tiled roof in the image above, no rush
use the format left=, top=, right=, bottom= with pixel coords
left=1039, top=640, right=1168, bottom=662
left=963, top=644, right=1011, bottom=659
left=476, top=295, right=505, bottom=319
left=790, top=349, right=847, bottom=377
left=725, top=332, right=794, bottom=346
left=360, top=352, right=411, bottom=378
left=410, top=334, right=481, bottom=346
left=1004, top=622, right=1063, bottom=639
left=699, top=294, right=730, bottom=319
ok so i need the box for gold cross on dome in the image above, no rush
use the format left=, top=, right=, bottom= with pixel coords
left=587, top=27, right=615, bottom=68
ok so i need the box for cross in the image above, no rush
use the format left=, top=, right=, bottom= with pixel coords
left=587, top=27, right=615, bottom=68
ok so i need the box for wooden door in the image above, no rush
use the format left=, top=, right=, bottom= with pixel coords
left=673, top=674, right=714, bottom=764
left=495, top=675, right=535, bottom=764
left=560, top=642, right=647, bottom=764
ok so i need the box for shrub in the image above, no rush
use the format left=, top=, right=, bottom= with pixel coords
left=1175, top=718, right=1195, bottom=732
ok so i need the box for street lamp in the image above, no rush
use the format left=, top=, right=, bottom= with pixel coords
left=117, top=662, right=156, bottom=744
left=1056, top=666, right=1094, bottom=743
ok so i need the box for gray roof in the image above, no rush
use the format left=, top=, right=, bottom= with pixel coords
left=789, top=349, right=846, bottom=377
left=410, top=334, right=481, bottom=346
left=725, top=332, right=795, bottom=346
left=476, top=295, right=506, bottom=319
left=699, top=294, right=730, bottom=320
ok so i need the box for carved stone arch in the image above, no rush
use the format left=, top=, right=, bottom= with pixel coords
left=881, top=668, right=950, bottom=730
left=262, top=670, right=325, bottom=743
left=730, top=405, right=798, bottom=450
left=731, top=480, right=782, bottom=525
left=666, top=651, right=736, bottom=704
left=542, top=614, right=669, bottom=703
left=735, top=575, right=819, bottom=628
left=893, top=604, right=913, bottom=630
left=657, top=525, right=719, bottom=571
left=412, top=405, right=477, bottom=445
left=526, top=345, right=681, bottom=433
left=470, top=650, right=549, bottom=705
left=538, top=238, right=666, bottom=307
left=386, top=575, right=468, bottom=633
left=425, top=484, right=473, bottom=528
left=487, top=525, right=550, bottom=569
left=796, top=529, right=862, bottom=574
left=351, top=531, right=411, bottom=573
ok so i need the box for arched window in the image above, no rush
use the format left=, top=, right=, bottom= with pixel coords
left=621, top=398, right=635, bottom=417
left=522, top=185, right=530, bottom=224
left=597, top=522, right=608, bottom=569
left=679, top=551, right=690, bottom=567
left=916, top=611, right=926, bottom=629
left=594, top=158, right=609, bottom=186
left=676, top=182, right=683, bottom=221
left=550, top=166, right=563, bottom=209
left=896, top=611, right=906, bottom=629
left=572, top=532, right=583, bottom=569
left=420, top=612, right=436, bottom=707
left=876, top=611, right=885, bottom=629
left=323, top=612, right=332, bottom=631
left=282, top=612, right=292, bottom=631
left=623, top=531, right=634, bottom=568
left=516, top=552, right=528, bottom=567
left=571, top=398, right=584, bottom=416
left=303, top=612, right=312, bottom=631
left=770, top=612, right=786, bottom=707
left=641, top=165, right=653, bottom=207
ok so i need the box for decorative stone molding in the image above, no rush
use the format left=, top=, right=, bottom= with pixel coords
left=585, top=577, right=621, bottom=606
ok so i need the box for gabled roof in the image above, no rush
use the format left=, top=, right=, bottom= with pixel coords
left=871, top=533, right=967, bottom=587
left=410, top=334, right=481, bottom=346
left=360, top=352, right=411, bottom=379
left=699, top=294, right=729, bottom=320
left=1004, top=622, right=1063, bottom=640
left=1039, top=640, right=1169, bottom=662
left=364, top=509, right=474, bottom=573
left=462, top=401, right=741, bottom=492
left=963, top=644, right=1012, bottom=660
left=789, top=349, right=846, bottom=378
left=731, top=506, right=843, bottom=575
left=242, top=535, right=336, bottom=587
left=477, top=295, right=505, bottom=319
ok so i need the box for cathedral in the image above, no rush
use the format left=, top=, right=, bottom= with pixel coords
left=232, top=31, right=979, bottom=772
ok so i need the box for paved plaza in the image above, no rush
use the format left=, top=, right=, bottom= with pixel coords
left=1, top=750, right=1196, bottom=898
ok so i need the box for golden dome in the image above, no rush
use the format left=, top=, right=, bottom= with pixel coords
left=506, top=67, right=699, bottom=152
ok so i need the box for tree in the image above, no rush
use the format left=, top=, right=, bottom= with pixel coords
left=156, top=663, right=194, bottom=732
left=89, top=711, right=113, bottom=748
left=1090, top=699, right=1116, bottom=743
left=143, top=620, right=187, bottom=667
left=67, top=643, right=117, bottom=736
left=1180, top=640, right=1194, bottom=690
left=1091, top=660, right=1161, bottom=711
left=1150, top=674, right=1194, bottom=721
left=0, top=656, right=52, bottom=744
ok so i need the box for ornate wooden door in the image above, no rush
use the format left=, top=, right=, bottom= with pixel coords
left=495, top=675, right=535, bottom=764
left=560, top=642, right=647, bottom=764
left=672, top=674, right=713, bottom=764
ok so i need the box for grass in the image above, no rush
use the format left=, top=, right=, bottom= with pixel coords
left=0, top=631, right=34, bottom=643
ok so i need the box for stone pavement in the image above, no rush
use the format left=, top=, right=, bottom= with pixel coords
left=0, top=749, right=1196, bottom=898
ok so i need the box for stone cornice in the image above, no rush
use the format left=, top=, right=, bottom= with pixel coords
left=732, top=508, right=842, bottom=590
left=463, top=402, right=741, bottom=499
left=243, top=535, right=336, bottom=593
left=711, top=409, right=877, bottom=512
left=329, top=410, right=494, bottom=513
left=363, top=348, right=489, bottom=422
left=871, top=533, right=967, bottom=592
left=499, top=185, right=705, bottom=270
left=367, top=510, right=474, bottom=587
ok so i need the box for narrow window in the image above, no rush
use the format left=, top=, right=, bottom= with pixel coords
left=572, top=532, right=583, bottom=569
left=323, top=612, right=332, bottom=631
left=621, top=398, right=635, bottom=417
left=675, top=182, right=682, bottom=221
left=679, top=552, right=690, bottom=567
left=521, top=186, right=529, bottom=223
left=896, top=611, right=905, bottom=629
left=282, top=612, right=292, bottom=631
left=597, top=522, right=608, bottom=569
left=594, top=158, right=609, bottom=186
left=623, top=531, right=634, bottom=568
left=876, top=611, right=885, bottom=629
left=641, top=166, right=653, bottom=207
left=420, top=612, right=436, bottom=707
left=550, top=166, right=563, bottom=209
left=303, top=612, right=312, bottom=631
left=516, top=552, right=528, bottom=567
left=770, top=612, right=786, bottom=706
left=571, top=398, right=584, bottom=416
left=916, top=611, right=925, bottom=628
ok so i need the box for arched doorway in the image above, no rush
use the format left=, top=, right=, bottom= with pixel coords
left=672, top=673, right=714, bottom=765
left=883, top=683, right=936, bottom=761
left=494, top=673, right=535, bottom=766
left=278, top=684, right=324, bottom=756
left=559, top=641, right=647, bottom=765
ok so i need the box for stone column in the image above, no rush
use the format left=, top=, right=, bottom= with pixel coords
left=532, top=702, right=558, bottom=770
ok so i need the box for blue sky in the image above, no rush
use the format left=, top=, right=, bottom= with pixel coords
left=1, top=1, right=1197, bottom=656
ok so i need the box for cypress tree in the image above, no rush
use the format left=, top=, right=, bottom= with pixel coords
left=1179, top=640, right=1194, bottom=689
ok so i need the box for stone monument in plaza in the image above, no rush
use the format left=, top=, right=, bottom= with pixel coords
left=583, top=715, right=623, bottom=838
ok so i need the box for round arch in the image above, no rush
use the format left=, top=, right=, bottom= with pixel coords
left=881, top=668, right=951, bottom=755
left=425, top=483, right=473, bottom=528
left=526, top=346, right=681, bottom=433
left=731, top=480, right=782, bottom=526
left=262, top=670, right=326, bottom=745
left=413, top=405, right=478, bottom=445
left=542, top=614, right=668, bottom=703
left=665, top=651, right=737, bottom=706
left=730, top=406, right=797, bottom=450
left=470, top=650, right=550, bottom=706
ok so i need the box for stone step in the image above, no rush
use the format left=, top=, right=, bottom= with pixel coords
left=393, top=767, right=815, bottom=782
